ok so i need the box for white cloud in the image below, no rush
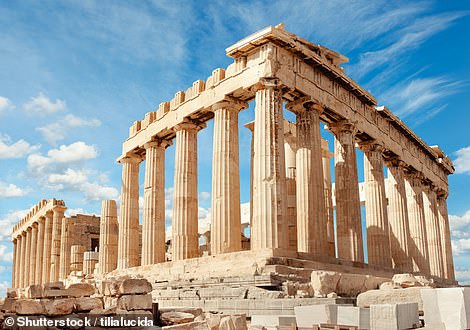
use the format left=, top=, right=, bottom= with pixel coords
left=0, top=280, right=10, bottom=297
left=0, top=96, right=13, bottom=113
left=0, top=245, right=12, bottom=262
left=0, top=134, right=40, bottom=159
left=455, top=268, right=470, bottom=285
left=81, top=182, right=119, bottom=201
left=23, top=92, right=66, bottom=115
left=0, top=209, right=28, bottom=242
left=0, top=182, right=31, bottom=198
left=37, top=114, right=101, bottom=145
left=450, top=210, right=470, bottom=256
left=65, top=208, right=86, bottom=217
left=454, top=146, right=470, bottom=175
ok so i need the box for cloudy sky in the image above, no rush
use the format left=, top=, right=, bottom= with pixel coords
left=1, top=1, right=469, bottom=295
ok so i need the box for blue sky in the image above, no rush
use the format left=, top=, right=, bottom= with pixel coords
left=1, top=1, right=469, bottom=295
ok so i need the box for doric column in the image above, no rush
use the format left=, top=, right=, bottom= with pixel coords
left=251, top=79, right=288, bottom=250
left=172, top=120, right=201, bottom=260
left=359, top=142, right=392, bottom=268
left=30, top=223, right=38, bottom=284
left=284, top=126, right=297, bottom=251
left=59, top=218, right=71, bottom=280
left=287, top=99, right=328, bottom=255
left=211, top=99, right=247, bottom=255
left=50, top=205, right=65, bottom=282
left=70, top=245, right=85, bottom=272
left=322, top=140, right=335, bottom=257
left=35, top=217, right=45, bottom=285
left=11, top=238, right=17, bottom=288
left=422, top=184, right=444, bottom=277
left=328, top=121, right=363, bottom=262
left=244, top=121, right=255, bottom=240
left=99, top=200, right=119, bottom=274
left=386, top=160, right=413, bottom=272
left=404, top=171, right=430, bottom=275
left=142, top=140, right=170, bottom=265
left=437, top=193, right=455, bottom=280
left=14, top=236, right=21, bottom=288
left=42, top=211, right=53, bottom=284
left=24, top=227, right=32, bottom=286
left=117, top=155, right=141, bottom=269
left=20, top=232, right=26, bottom=287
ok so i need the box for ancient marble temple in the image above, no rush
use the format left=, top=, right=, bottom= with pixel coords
left=11, top=25, right=455, bottom=288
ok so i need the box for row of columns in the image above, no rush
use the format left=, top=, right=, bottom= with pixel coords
left=116, top=80, right=454, bottom=280
left=11, top=206, right=66, bottom=288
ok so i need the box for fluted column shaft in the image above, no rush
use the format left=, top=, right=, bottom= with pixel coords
left=70, top=245, right=85, bottom=272
left=322, top=140, right=335, bottom=257
left=118, top=156, right=141, bottom=269
left=42, top=212, right=53, bottom=284
left=20, top=232, right=26, bottom=287
left=423, top=185, right=444, bottom=277
left=211, top=101, right=245, bottom=255
left=173, top=121, right=200, bottom=260
left=99, top=200, right=119, bottom=273
left=404, top=172, right=430, bottom=275
left=30, top=223, right=38, bottom=284
left=244, top=122, right=255, bottom=241
left=35, top=217, right=45, bottom=285
left=290, top=101, right=328, bottom=255
left=24, top=227, right=32, bottom=286
left=251, top=80, right=288, bottom=250
left=59, top=218, right=71, bottom=280
left=284, top=133, right=297, bottom=251
left=11, top=239, right=17, bottom=288
left=50, top=206, right=65, bottom=282
left=386, top=161, right=413, bottom=272
left=142, top=141, right=168, bottom=264
left=437, top=195, right=455, bottom=280
left=329, top=122, right=364, bottom=262
left=361, top=143, right=392, bottom=268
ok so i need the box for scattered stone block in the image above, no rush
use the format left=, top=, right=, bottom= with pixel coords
left=117, top=293, right=152, bottom=311
left=370, top=303, right=419, bottom=330
left=67, top=283, right=95, bottom=297
left=294, top=304, right=337, bottom=328
left=118, top=278, right=152, bottom=295
left=162, top=321, right=210, bottom=329
left=15, top=299, right=45, bottom=315
left=337, top=273, right=366, bottom=297
left=74, top=297, right=103, bottom=312
left=357, top=287, right=423, bottom=310
left=25, top=285, right=43, bottom=299
left=161, top=311, right=196, bottom=325
left=104, top=295, right=119, bottom=309
left=219, top=316, right=236, bottom=330
left=7, top=288, right=19, bottom=298
left=44, top=281, right=65, bottom=290
left=392, top=273, right=421, bottom=288
left=251, top=315, right=296, bottom=329
left=337, top=306, right=370, bottom=329
left=1, top=298, right=17, bottom=313
left=422, top=287, right=470, bottom=329
left=160, top=307, right=203, bottom=318
left=42, top=298, right=75, bottom=316
left=311, top=271, right=340, bottom=297
left=229, top=314, right=247, bottom=330
left=379, top=282, right=400, bottom=290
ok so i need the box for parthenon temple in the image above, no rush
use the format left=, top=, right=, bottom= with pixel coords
left=10, top=25, right=456, bottom=304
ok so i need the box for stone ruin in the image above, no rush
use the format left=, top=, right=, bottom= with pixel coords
left=3, top=24, right=463, bottom=329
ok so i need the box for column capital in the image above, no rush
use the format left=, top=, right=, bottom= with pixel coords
left=120, top=154, right=142, bottom=164
left=285, top=96, right=323, bottom=114
left=174, top=119, right=206, bottom=133
left=252, top=77, right=282, bottom=92
left=384, top=156, right=407, bottom=169
left=327, top=120, right=357, bottom=135
left=144, top=139, right=172, bottom=150
left=21, top=231, right=27, bottom=237
left=12, top=237, right=17, bottom=243
left=52, top=205, right=67, bottom=213
left=436, top=188, right=449, bottom=200
left=357, top=140, right=385, bottom=154
left=211, top=97, right=248, bottom=112
left=26, top=226, right=32, bottom=232
left=32, top=222, right=38, bottom=229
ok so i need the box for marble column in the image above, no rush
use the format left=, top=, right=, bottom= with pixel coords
left=99, top=200, right=119, bottom=274
left=142, top=140, right=169, bottom=264
left=404, top=171, right=430, bottom=275
left=251, top=79, right=288, bottom=250
left=288, top=100, right=328, bottom=255
left=42, top=211, right=53, bottom=284
left=14, top=236, right=20, bottom=288
left=386, top=160, right=413, bottom=272
left=360, top=142, right=392, bottom=268
left=30, top=223, right=38, bottom=284
left=284, top=129, right=297, bottom=251
left=50, top=206, right=65, bottom=282
left=211, top=100, right=246, bottom=255
left=117, top=155, right=141, bottom=269
left=35, top=217, right=45, bottom=285
left=423, top=184, right=444, bottom=277
left=328, top=121, right=364, bottom=262
left=244, top=121, right=255, bottom=242
left=11, top=238, right=17, bottom=288
left=24, top=227, right=31, bottom=286
left=59, top=218, right=71, bottom=280
left=70, top=245, right=85, bottom=272
left=173, top=120, right=201, bottom=260
left=20, top=232, right=26, bottom=287
left=437, top=194, right=455, bottom=280
left=322, top=140, right=336, bottom=257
